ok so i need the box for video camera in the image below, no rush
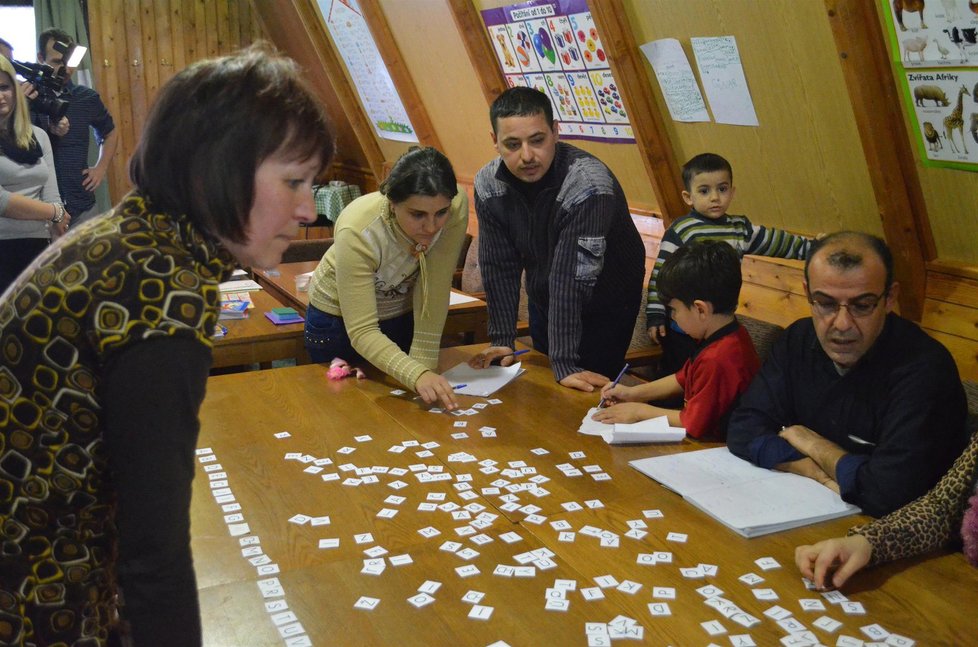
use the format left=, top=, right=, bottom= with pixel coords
left=11, top=59, right=69, bottom=120
left=10, top=40, right=87, bottom=121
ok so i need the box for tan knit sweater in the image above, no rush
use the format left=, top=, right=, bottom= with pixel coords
left=307, top=190, right=468, bottom=389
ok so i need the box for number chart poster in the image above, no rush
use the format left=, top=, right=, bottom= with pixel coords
left=318, top=0, right=418, bottom=143
left=481, top=0, right=634, bottom=143
left=879, top=0, right=978, bottom=171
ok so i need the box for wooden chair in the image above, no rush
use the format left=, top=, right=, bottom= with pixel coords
left=281, top=238, right=334, bottom=264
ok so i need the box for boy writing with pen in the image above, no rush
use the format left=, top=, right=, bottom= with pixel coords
left=594, top=241, right=760, bottom=440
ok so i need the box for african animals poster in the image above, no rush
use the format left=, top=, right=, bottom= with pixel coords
left=480, top=0, right=635, bottom=143
left=881, top=1, right=978, bottom=170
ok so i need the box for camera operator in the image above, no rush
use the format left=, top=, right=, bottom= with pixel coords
left=37, top=28, right=117, bottom=227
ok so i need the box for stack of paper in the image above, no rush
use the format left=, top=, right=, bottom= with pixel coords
left=442, top=362, right=524, bottom=397
left=220, top=278, right=263, bottom=292
left=629, top=447, right=860, bottom=538
left=578, top=408, right=685, bottom=444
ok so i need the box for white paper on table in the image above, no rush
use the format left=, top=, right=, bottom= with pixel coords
left=639, top=38, right=710, bottom=123
left=219, top=279, right=263, bottom=292
left=690, top=36, right=758, bottom=126
left=578, top=407, right=686, bottom=443
left=443, top=362, right=524, bottom=397
left=449, top=291, right=480, bottom=306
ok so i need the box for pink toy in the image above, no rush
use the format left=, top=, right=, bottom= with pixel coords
left=327, top=357, right=365, bottom=381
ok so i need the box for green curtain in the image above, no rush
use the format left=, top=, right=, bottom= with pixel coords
left=34, top=0, right=111, bottom=215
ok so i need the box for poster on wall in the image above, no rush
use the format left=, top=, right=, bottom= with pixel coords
left=318, top=0, right=419, bottom=143
left=880, top=0, right=978, bottom=171
left=481, top=0, right=635, bottom=143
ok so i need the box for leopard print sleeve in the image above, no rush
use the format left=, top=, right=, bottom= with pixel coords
left=848, top=431, right=978, bottom=566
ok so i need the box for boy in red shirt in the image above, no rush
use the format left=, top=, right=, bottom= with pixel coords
left=594, top=240, right=760, bottom=439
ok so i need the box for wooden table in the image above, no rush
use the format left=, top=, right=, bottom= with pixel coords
left=192, top=347, right=974, bottom=646
left=212, top=290, right=308, bottom=369
left=256, top=262, right=490, bottom=343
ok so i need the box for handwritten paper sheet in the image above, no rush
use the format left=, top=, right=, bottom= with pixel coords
left=690, top=36, right=759, bottom=127
left=639, top=38, right=710, bottom=123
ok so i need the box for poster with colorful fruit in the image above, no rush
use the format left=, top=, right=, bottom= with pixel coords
left=481, top=0, right=634, bottom=143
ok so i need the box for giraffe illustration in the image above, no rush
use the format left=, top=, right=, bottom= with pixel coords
left=944, top=85, right=970, bottom=153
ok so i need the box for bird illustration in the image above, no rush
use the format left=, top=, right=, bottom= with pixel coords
left=934, top=39, right=950, bottom=60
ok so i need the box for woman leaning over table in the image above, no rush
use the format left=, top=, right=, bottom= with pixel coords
left=796, top=429, right=978, bottom=590
left=304, top=146, right=467, bottom=411
left=0, top=54, right=69, bottom=293
left=0, top=44, right=333, bottom=646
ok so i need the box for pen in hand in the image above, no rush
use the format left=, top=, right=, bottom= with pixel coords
left=597, top=363, right=629, bottom=408
left=490, top=348, right=529, bottom=366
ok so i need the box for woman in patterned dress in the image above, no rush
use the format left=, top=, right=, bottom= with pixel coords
left=0, top=44, right=333, bottom=646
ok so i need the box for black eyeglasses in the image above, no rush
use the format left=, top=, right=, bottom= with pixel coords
left=808, top=291, right=887, bottom=319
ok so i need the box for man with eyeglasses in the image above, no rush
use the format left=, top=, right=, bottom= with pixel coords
left=728, top=231, right=967, bottom=517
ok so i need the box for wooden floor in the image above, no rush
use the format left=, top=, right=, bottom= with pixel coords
left=192, top=346, right=974, bottom=646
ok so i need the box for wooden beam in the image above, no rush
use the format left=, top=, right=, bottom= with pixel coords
left=587, top=0, right=686, bottom=223
left=823, top=0, right=932, bottom=320
left=445, top=0, right=508, bottom=106
left=359, top=1, right=441, bottom=150
left=252, top=0, right=386, bottom=181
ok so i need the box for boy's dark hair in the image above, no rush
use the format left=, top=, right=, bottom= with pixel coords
left=38, top=28, right=74, bottom=56
left=130, top=42, right=335, bottom=244
left=489, top=87, right=554, bottom=135
left=804, top=231, right=894, bottom=290
left=658, top=240, right=742, bottom=314
left=381, top=147, right=458, bottom=203
left=681, top=153, right=733, bottom=191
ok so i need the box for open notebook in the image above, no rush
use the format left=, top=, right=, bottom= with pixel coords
left=630, top=447, right=860, bottom=538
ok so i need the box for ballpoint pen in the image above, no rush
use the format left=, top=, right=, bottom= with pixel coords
left=597, top=363, right=630, bottom=408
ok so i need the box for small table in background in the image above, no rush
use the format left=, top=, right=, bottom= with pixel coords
left=313, top=182, right=362, bottom=225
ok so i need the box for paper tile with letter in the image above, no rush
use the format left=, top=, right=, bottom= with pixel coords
left=579, top=408, right=686, bottom=444
left=442, top=362, right=524, bottom=397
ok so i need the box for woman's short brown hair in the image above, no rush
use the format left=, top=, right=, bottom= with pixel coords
left=130, top=43, right=334, bottom=243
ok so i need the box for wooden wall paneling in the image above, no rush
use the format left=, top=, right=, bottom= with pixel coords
left=216, top=1, right=231, bottom=54
left=359, top=1, right=442, bottom=150
left=823, top=0, right=931, bottom=320
left=203, top=1, right=219, bottom=57
left=168, top=0, right=187, bottom=72
left=446, top=0, right=508, bottom=105
left=140, top=3, right=160, bottom=101
left=587, top=0, right=686, bottom=223
left=252, top=0, right=385, bottom=181
left=193, top=0, right=208, bottom=62
left=89, top=0, right=135, bottom=203
left=153, top=1, right=175, bottom=89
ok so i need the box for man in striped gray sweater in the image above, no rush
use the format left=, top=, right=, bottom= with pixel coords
left=468, top=87, right=645, bottom=392
left=647, top=153, right=813, bottom=376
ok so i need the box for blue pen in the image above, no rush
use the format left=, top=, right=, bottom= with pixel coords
left=597, top=363, right=630, bottom=408
left=490, top=348, right=529, bottom=366
left=453, top=384, right=467, bottom=390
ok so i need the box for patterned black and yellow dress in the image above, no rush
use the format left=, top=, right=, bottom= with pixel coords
left=0, top=192, right=235, bottom=645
